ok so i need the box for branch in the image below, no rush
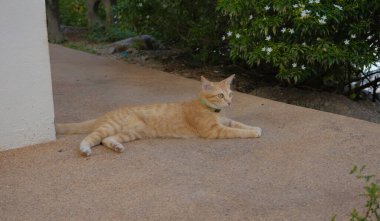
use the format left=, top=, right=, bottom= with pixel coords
left=345, top=77, right=380, bottom=94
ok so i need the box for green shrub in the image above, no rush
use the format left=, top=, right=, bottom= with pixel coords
left=217, top=0, right=380, bottom=88
left=87, top=25, right=134, bottom=42
left=114, top=0, right=228, bottom=64
left=60, top=0, right=87, bottom=27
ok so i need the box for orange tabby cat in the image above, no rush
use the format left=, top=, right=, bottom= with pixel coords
left=55, top=75, right=262, bottom=156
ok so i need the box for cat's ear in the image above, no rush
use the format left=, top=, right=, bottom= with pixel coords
left=201, top=76, right=213, bottom=91
left=223, top=74, right=235, bottom=85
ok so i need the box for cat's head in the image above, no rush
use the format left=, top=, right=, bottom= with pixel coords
left=199, top=74, right=235, bottom=109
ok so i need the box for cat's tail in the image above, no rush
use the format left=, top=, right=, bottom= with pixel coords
left=55, top=119, right=97, bottom=134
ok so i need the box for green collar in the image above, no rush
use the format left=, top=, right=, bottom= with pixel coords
left=199, top=98, right=221, bottom=113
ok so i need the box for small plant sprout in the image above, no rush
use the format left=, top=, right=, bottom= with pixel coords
left=332, top=165, right=380, bottom=221
left=344, top=39, right=350, bottom=45
left=265, top=35, right=271, bottom=41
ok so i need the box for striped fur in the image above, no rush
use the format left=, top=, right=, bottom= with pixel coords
left=56, top=75, right=262, bottom=156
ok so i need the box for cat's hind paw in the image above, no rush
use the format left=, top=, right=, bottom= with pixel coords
left=253, top=127, right=262, bottom=138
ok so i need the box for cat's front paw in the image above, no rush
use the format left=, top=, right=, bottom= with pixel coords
left=253, top=127, right=262, bottom=138
left=80, top=147, right=92, bottom=156
left=112, top=143, right=125, bottom=153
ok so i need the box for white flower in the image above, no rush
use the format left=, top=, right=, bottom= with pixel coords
left=344, top=39, right=350, bottom=45
left=138, top=2, right=143, bottom=7
left=264, top=5, right=270, bottom=11
left=222, top=36, right=226, bottom=41
left=301, top=10, right=308, bottom=18
left=292, top=63, right=297, bottom=68
left=299, top=4, right=305, bottom=8
left=351, top=34, right=356, bottom=39
left=333, top=4, right=343, bottom=10
left=323, top=48, right=327, bottom=51
left=367, top=35, right=373, bottom=40
left=317, top=37, right=321, bottom=41
left=315, top=0, right=320, bottom=3
left=318, top=19, right=326, bottom=24
left=289, top=28, right=295, bottom=34
left=321, top=15, right=327, bottom=20
left=302, top=42, right=307, bottom=46
left=236, top=33, right=241, bottom=39
left=293, top=4, right=298, bottom=8
left=261, top=47, right=267, bottom=52
left=249, top=15, right=253, bottom=20
left=266, top=47, right=273, bottom=54
left=265, top=35, right=271, bottom=41
left=308, top=0, right=314, bottom=4
left=301, top=65, right=306, bottom=70
left=281, top=28, right=287, bottom=33
left=227, top=31, right=232, bottom=37
left=146, top=15, right=150, bottom=19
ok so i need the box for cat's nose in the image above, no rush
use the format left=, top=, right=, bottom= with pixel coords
left=227, top=101, right=231, bottom=106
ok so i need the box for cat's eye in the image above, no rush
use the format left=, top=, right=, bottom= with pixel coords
left=217, top=93, right=224, bottom=99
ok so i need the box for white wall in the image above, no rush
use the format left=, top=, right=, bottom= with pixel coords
left=0, top=1, right=55, bottom=150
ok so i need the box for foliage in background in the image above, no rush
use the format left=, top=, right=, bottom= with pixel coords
left=332, top=165, right=380, bottom=221
left=59, top=0, right=380, bottom=90
left=217, top=0, right=380, bottom=89
left=87, top=25, right=134, bottom=42
left=59, top=0, right=87, bottom=27
left=114, top=0, right=228, bottom=64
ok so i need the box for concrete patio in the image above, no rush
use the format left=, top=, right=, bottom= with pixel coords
left=1, top=44, right=379, bottom=221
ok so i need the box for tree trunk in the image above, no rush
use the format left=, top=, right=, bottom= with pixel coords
left=103, top=0, right=113, bottom=28
left=87, top=0, right=103, bottom=28
left=45, top=0, right=64, bottom=43
left=87, top=0, right=116, bottom=29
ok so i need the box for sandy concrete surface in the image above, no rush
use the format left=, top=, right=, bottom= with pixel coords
left=1, top=44, right=380, bottom=221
